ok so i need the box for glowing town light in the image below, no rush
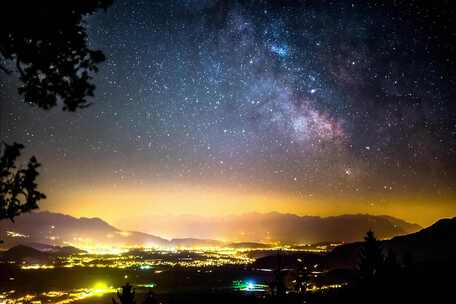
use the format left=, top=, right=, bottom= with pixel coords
left=92, top=282, right=111, bottom=295
left=233, top=280, right=267, bottom=292
left=6, top=231, right=29, bottom=238
left=80, top=245, right=128, bottom=255
left=138, top=283, right=155, bottom=288
left=140, top=265, right=152, bottom=270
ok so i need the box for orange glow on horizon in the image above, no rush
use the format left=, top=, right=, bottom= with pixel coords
left=42, top=182, right=456, bottom=230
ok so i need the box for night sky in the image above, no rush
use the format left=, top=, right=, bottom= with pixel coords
left=1, top=0, right=455, bottom=227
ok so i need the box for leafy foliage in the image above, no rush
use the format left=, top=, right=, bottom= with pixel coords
left=357, top=230, right=385, bottom=281
left=0, top=1, right=112, bottom=111
left=0, top=142, right=45, bottom=221
left=0, top=1, right=111, bottom=224
left=113, top=283, right=136, bottom=304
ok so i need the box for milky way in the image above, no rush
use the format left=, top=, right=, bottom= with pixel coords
left=1, top=0, right=455, bottom=224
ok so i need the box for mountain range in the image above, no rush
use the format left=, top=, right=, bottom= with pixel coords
left=3, top=215, right=454, bottom=274
left=253, top=216, right=456, bottom=271
left=324, top=216, right=456, bottom=269
left=0, top=244, right=85, bottom=264
left=120, top=212, right=421, bottom=243
left=0, top=211, right=421, bottom=249
left=0, top=211, right=169, bottom=250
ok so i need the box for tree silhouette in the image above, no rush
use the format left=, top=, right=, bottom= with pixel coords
left=142, top=289, right=160, bottom=304
left=383, top=249, right=400, bottom=276
left=403, top=251, right=414, bottom=270
left=113, top=283, right=136, bottom=304
left=0, top=1, right=111, bottom=222
left=357, top=230, right=384, bottom=281
left=0, top=142, right=45, bottom=222
left=1, top=1, right=112, bottom=111
left=294, top=258, right=308, bottom=296
left=270, top=250, right=287, bottom=297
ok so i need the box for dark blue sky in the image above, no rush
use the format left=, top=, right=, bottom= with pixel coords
left=1, top=0, right=455, bottom=225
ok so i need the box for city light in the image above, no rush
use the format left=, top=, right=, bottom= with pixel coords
left=92, top=282, right=114, bottom=296
left=0, top=285, right=117, bottom=304
left=232, top=280, right=268, bottom=292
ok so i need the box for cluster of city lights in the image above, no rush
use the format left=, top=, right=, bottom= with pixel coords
left=0, top=282, right=116, bottom=304
left=10, top=247, right=257, bottom=270
left=0, top=242, right=348, bottom=304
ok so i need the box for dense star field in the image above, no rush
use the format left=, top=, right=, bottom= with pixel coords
left=1, top=0, right=455, bottom=226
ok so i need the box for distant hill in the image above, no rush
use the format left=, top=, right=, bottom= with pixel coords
left=0, top=211, right=421, bottom=250
left=252, top=216, right=456, bottom=271
left=227, top=242, right=274, bottom=249
left=387, top=216, right=456, bottom=261
left=130, top=212, right=421, bottom=244
left=55, top=245, right=87, bottom=255
left=170, top=238, right=223, bottom=248
left=0, top=245, right=50, bottom=263
left=13, top=242, right=86, bottom=255
left=0, top=243, right=86, bottom=263
left=0, top=211, right=169, bottom=249
left=326, top=216, right=456, bottom=269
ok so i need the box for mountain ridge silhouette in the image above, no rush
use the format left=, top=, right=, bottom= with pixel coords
left=0, top=211, right=421, bottom=249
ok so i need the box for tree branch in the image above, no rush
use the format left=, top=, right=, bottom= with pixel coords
left=15, top=57, right=25, bottom=78
left=0, top=63, right=11, bottom=74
